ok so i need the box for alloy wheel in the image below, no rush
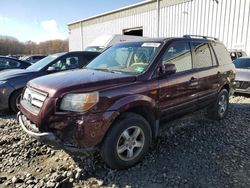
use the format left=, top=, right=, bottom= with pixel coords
left=116, top=126, right=145, bottom=161
left=218, top=94, right=228, bottom=117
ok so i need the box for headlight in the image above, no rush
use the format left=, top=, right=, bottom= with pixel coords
left=60, top=92, right=99, bottom=112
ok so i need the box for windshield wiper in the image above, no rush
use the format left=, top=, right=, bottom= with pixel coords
left=92, top=68, right=123, bottom=74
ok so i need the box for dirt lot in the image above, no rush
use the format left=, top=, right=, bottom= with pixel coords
left=0, top=95, right=249, bottom=188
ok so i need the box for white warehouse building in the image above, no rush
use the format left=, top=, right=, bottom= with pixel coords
left=68, top=0, right=250, bottom=55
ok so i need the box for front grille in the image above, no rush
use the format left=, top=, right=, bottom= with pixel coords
left=22, top=87, right=47, bottom=113
left=237, top=81, right=250, bottom=90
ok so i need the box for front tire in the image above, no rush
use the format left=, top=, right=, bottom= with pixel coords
left=207, top=89, right=229, bottom=120
left=100, top=112, right=152, bottom=170
left=10, top=90, right=22, bottom=113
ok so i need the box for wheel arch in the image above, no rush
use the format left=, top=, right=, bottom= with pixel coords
left=104, top=95, right=160, bottom=143
left=220, top=84, right=229, bottom=93
left=8, top=88, right=24, bottom=111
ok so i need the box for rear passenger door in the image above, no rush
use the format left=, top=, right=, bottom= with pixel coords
left=191, top=42, right=220, bottom=108
left=158, top=41, right=199, bottom=117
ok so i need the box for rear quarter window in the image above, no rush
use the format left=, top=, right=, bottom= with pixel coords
left=212, top=42, right=232, bottom=65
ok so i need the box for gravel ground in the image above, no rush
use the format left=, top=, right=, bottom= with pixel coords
left=0, top=95, right=249, bottom=188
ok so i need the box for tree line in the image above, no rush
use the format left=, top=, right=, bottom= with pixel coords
left=0, top=36, right=68, bottom=56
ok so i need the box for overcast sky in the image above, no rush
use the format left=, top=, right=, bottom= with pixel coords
left=0, top=0, right=142, bottom=43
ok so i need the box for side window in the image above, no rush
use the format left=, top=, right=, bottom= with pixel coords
left=162, top=42, right=192, bottom=73
left=48, top=56, right=79, bottom=71
left=0, top=58, right=8, bottom=68
left=192, top=42, right=213, bottom=68
left=0, top=58, right=19, bottom=68
left=237, top=52, right=242, bottom=58
left=212, top=42, right=231, bottom=65
left=8, top=59, right=20, bottom=68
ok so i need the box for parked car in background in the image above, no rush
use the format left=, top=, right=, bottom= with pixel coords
left=0, top=56, right=31, bottom=71
left=233, top=57, right=250, bottom=94
left=18, top=36, right=235, bottom=170
left=229, top=50, right=247, bottom=61
left=21, top=55, right=47, bottom=64
left=6, top=55, right=22, bottom=59
left=0, top=51, right=100, bottom=113
left=85, top=34, right=146, bottom=52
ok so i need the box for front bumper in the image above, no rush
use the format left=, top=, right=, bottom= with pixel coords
left=18, top=103, right=120, bottom=153
left=17, top=112, right=96, bottom=153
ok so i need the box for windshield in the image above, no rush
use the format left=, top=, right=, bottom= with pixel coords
left=27, top=52, right=65, bottom=71
left=233, top=58, right=250, bottom=69
left=86, top=42, right=162, bottom=75
left=85, top=46, right=105, bottom=52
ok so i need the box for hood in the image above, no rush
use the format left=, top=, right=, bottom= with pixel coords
left=0, top=69, right=34, bottom=81
left=235, top=69, right=250, bottom=81
left=29, top=69, right=136, bottom=97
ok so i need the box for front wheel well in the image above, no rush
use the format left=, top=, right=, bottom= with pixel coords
left=8, top=88, right=23, bottom=110
left=220, top=84, right=229, bottom=93
left=121, top=106, right=158, bottom=139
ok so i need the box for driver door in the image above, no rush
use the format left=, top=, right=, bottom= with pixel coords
left=158, top=41, right=200, bottom=117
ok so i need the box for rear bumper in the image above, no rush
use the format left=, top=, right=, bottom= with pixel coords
left=17, top=112, right=96, bottom=153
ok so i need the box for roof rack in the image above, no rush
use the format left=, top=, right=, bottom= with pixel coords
left=183, top=35, right=219, bottom=41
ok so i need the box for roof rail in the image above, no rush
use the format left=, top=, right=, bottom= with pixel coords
left=183, top=35, right=219, bottom=41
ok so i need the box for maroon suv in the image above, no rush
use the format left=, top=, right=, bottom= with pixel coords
left=18, top=36, right=236, bottom=169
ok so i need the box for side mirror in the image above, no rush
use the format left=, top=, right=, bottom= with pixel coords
left=47, top=66, right=57, bottom=73
left=160, top=63, right=176, bottom=76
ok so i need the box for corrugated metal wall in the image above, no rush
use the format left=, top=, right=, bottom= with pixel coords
left=78, top=10, right=157, bottom=49
left=159, top=0, right=250, bottom=54
left=69, top=0, right=250, bottom=55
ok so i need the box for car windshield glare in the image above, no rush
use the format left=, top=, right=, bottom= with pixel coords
left=233, top=59, right=250, bottom=69
left=86, top=42, right=162, bottom=75
left=27, top=53, right=65, bottom=71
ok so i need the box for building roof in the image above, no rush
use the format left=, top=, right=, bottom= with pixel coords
left=68, top=0, right=155, bottom=26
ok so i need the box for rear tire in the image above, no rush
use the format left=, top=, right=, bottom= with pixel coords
left=207, top=89, right=229, bottom=120
left=10, top=90, right=22, bottom=113
left=100, top=112, right=152, bottom=170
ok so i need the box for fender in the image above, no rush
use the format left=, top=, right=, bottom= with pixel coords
left=106, top=94, right=160, bottom=138
left=107, top=94, right=158, bottom=114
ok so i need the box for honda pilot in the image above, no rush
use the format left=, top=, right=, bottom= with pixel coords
left=18, top=36, right=236, bottom=169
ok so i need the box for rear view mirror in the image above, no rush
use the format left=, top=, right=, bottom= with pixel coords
left=160, top=63, right=176, bottom=76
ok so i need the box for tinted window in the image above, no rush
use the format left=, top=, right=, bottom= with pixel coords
left=48, top=56, right=79, bottom=71
left=212, top=42, right=232, bottom=65
left=233, top=58, right=250, bottom=69
left=162, top=42, right=192, bottom=73
left=27, top=53, right=65, bottom=71
left=0, top=58, right=20, bottom=69
left=192, top=42, right=214, bottom=68
left=237, top=52, right=243, bottom=58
